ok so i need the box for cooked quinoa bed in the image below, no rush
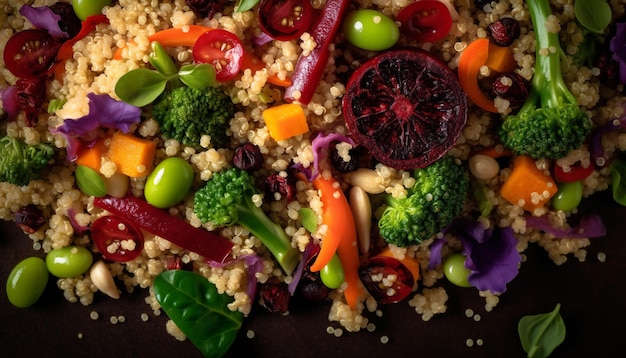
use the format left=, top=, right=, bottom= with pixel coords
left=1, top=0, right=626, bottom=356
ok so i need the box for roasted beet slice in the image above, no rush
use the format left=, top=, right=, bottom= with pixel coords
left=342, top=49, right=467, bottom=169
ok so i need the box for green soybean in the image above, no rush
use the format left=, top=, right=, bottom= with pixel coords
left=320, top=253, right=345, bottom=289
left=342, top=9, right=399, bottom=51
left=46, top=246, right=94, bottom=278
left=6, top=257, right=49, bottom=308
left=72, top=0, right=112, bottom=20
left=75, top=165, right=107, bottom=197
left=144, top=157, right=195, bottom=208
left=552, top=181, right=583, bottom=212
left=443, top=253, right=472, bottom=288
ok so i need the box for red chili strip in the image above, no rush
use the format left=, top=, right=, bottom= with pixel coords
left=283, top=0, right=350, bottom=104
left=56, top=14, right=110, bottom=61
left=94, top=195, right=234, bottom=263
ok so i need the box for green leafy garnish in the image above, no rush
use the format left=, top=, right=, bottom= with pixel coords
left=235, top=0, right=260, bottom=12
left=518, top=303, right=566, bottom=358
left=115, top=68, right=169, bottom=107
left=153, top=270, right=243, bottom=358
left=470, top=178, right=493, bottom=217
left=610, top=157, right=626, bottom=206
left=178, top=64, right=217, bottom=90
left=75, top=165, right=106, bottom=197
left=47, top=98, right=67, bottom=113
left=575, top=0, right=612, bottom=34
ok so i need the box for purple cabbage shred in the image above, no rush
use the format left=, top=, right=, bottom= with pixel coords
left=310, top=132, right=355, bottom=180
left=1, top=86, right=19, bottom=120
left=19, top=4, right=68, bottom=39
left=610, top=22, right=626, bottom=84
left=525, top=214, right=606, bottom=239
left=589, top=103, right=626, bottom=167
left=208, top=254, right=265, bottom=300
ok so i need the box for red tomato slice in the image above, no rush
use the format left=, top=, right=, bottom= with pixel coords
left=192, top=29, right=244, bottom=82
left=358, top=255, right=415, bottom=304
left=258, top=0, right=315, bottom=41
left=396, top=0, right=453, bottom=43
left=91, top=215, right=144, bottom=262
left=3, top=29, right=61, bottom=79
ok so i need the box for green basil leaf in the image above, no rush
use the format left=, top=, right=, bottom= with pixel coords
left=610, top=157, right=626, bottom=205
left=153, top=270, right=243, bottom=358
left=115, top=68, right=167, bottom=107
left=235, top=0, right=260, bottom=12
left=178, top=64, right=218, bottom=89
left=75, top=165, right=106, bottom=197
left=575, top=0, right=612, bottom=34
left=299, top=207, right=318, bottom=233
left=518, top=303, right=566, bottom=358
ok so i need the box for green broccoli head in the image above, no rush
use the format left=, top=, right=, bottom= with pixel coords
left=152, top=86, right=234, bottom=148
left=0, top=136, right=55, bottom=186
left=378, top=156, right=469, bottom=247
left=193, top=168, right=300, bottom=275
left=497, top=0, right=592, bottom=160
left=498, top=103, right=591, bottom=160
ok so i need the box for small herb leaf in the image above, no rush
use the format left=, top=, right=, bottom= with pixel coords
left=575, top=0, right=612, bottom=34
left=75, top=165, right=106, bottom=197
left=518, top=303, right=566, bottom=358
left=115, top=68, right=168, bottom=107
left=178, top=64, right=218, bottom=89
left=153, top=270, right=243, bottom=358
left=611, top=157, right=626, bottom=205
left=236, top=0, right=260, bottom=12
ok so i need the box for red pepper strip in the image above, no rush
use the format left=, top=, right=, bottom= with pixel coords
left=284, top=0, right=351, bottom=104
left=94, top=195, right=234, bottom=263
left=52, top=14, right=109, bottom=81
left=309, top=176, right=361, bottom=309
left=553, top=161, right=594, bottom=183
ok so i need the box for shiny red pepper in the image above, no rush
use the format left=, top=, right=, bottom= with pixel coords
left=283, top=0, right=351, bottom=104
left=93, top=195, right=234, bottom=263
left=553, top=162, right=594, bottom=182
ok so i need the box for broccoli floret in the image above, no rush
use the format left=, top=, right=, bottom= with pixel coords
left=0, top=136, right=54, bottom=186
left=378, top=156, right=468, bottom=247
left=497, top=0, right=592, bottom=160
left=152, top=85, right=234, bottom=148
left=193, top=167, right=300, bottom=275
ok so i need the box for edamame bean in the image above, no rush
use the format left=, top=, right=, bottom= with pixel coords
left=144, top=157, right=194, bottom=209
left=6, top=257, right=49, bottom=308
left=320, top=254, right=345, bottom=289
left=552, top=181, right=583, bottom=212
left=72, top=0, right=112, bottom=20
left=443, top=253, right=472, bottom=288
left=342, top=9, right=399, bottom=51
left=45, top=245, right=94, bottom=278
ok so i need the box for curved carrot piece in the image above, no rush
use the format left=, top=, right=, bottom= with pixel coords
left=458, top=38, right=499, bottom=113
left=241, top=52, right=292, bottom=87
left=147, top=25, right=215, bottom=47
left=485, top=42, right=516, bottom=73
left=309, top=176, right=360, bottom=309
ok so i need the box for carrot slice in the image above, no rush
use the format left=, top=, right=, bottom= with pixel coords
left=147, top=25, right=215, bottom=47
left=106, top=132, right=157, bottom=178
left=485, top=42, right=516, bottom=73
left=241, top=52, right=292, bottom=87
left=458, top=38, right=499, bottom=113
left=76, top=136, right=109, bottom=171
left=262, top=103, right=309, bottom=141
left=500, top=155, right=558, bottom=212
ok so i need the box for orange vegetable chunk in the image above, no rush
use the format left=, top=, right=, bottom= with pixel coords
left=500, top=155, right=558, bottom=212
left=76, top=136, right=109, bottom=171
left=107, top=132, right=157, bottom=178
left=262, top=103, right=309, bottom=141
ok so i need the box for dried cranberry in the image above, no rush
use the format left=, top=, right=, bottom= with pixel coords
left=595, top=52, right=620, bottom=88
left=488, top=17, right=521, bottom=47
left=474, top=0, right=492, bottom=9
left=15, top=77, right=47, bottom=127
left=297, top=272, right=329, bottom=302
left=330, top=141, right=359, bottom=172
left=265, top=173, right=296, bottom=202
left=233, top=142, right=264, bottom=171
left=490, top=73, right=530, bottom=107
left=185, top=0, right=227, bottom=19
left=50, top=2, right=82, bottom=39
left=343, top=49, right=467, bottom=169
left=14, top=204, right=46, bottom=234
left=259, top=280, right=290, bottom=313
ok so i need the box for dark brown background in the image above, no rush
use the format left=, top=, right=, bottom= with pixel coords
left=1, top=189, right=625, bottom=357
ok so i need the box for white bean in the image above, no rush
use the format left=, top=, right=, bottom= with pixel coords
left=90, top=260, right=120, bottom=299
left=104, top=172, right=130, bottom=198
left=468, top=154, right=500, bottom=180
left=349, top=186, right=371, bottom=254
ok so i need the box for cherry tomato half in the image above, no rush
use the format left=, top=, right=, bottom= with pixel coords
left=3, top=29, right=61, bottom=79
left=91, top=215, right=144, bottom=262
left=396, top=0, right=453, bottom=43
left=192, top=29, right=244, bottom=82
left=358, top=255, right=415, bottom=304
left=258, top=0, right=315, bottom=41
left=553, top=161, right=595, bottom=182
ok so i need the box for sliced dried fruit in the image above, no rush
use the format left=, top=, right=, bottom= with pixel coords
left=342, top=49, right=467, bottom=169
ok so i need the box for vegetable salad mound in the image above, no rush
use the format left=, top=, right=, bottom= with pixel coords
left=1, top=0, right=626, bottom=356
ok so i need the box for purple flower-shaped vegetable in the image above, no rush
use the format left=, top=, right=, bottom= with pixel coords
left=309, top=131, right=355, bottom=180
left=0, top=86, right=19, bottom=120
left=208, top=254, right=265, bottom=300
left=429, top=219, right=521, bottom=294
left=53, top=93, right=141, bottom=161
left=19, top=5, right=68, bottom=40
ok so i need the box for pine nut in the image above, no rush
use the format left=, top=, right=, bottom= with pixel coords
left=345, top=168, right=386, bottom=194
left=349, top=186, right=372, bottom=254
left=90, top=260, right=120, bottom=299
